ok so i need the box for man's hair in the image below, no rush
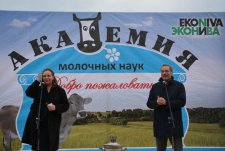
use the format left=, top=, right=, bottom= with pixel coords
left=161, top=64, right=173, bottom=72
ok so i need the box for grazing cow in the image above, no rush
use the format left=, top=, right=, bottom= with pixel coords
left=59, top=93, right=92, bottom=144
left=73, top=12, right=102, bottom=53
left=0, top=105, right=19, bottom=151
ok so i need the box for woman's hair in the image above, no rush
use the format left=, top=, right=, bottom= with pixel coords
left=42, top=68, right=58, bottom=87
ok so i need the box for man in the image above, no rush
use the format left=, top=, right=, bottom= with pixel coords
left=147, top=64, right=186, bottom=151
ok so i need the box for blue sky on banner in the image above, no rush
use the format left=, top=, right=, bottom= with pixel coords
left=1, top=0, right=225, bottom=12
left=0, top=12, right=225, bottom=109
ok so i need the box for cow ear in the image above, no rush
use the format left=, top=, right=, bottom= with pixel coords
left=96, top=12, right=101, bottom=20
left=84, top=97, right=92, bottom=104
left=73, top=13, right=79, bottom=21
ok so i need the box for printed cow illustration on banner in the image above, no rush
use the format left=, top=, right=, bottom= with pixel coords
left=73, top=13, right=102, bottom=53
left=59, top=93, right=92, bottom=144
left=0, top=105, right=19, bottom=151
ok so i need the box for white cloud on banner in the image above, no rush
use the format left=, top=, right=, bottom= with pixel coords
left=9, top=18, right=37, bottom=28
left=124, top=16, right=154, bottom=28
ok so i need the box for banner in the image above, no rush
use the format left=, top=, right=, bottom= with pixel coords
left=0, top=11, right=225, bottom=151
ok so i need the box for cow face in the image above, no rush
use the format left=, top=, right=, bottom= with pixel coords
left=68, top=93, right=92, bottom=118
left=73, top=13, right=102, bottom=53
left=0, top=105, right=18, bottom=138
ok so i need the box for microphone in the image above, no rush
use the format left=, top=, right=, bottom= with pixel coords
left=162, top=80, right=168, bottom=85
left=162, top=79, right=175, bottom=150
left=38, top=75, right=46, bottom=86
left=39, top=81, right=45, bottom=87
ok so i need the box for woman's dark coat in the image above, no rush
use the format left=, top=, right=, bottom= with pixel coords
left=22, top=80, right=69, bottom=151
left=147, top=77, right=186, bottom=138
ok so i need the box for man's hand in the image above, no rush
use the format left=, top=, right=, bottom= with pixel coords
left=157, top=96, right=166, bottom=105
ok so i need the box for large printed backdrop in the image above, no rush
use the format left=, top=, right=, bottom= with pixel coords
left=0, top=11, right=225, bottom=151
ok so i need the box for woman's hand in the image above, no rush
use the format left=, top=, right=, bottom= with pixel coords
left=37, top=73, right=42, bottom=82
left=47, top=103, right=56, bottom=111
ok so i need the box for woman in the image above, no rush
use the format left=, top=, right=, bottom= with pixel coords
left=22, top=68, right=69, bottom=151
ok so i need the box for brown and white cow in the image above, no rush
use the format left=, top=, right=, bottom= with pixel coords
left=0, top=105, right=19, bottom=151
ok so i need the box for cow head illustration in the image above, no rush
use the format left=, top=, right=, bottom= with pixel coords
left=73, top=13, right=102, bottom=53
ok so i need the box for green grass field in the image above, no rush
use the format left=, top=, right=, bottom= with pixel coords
left=185, top=123, right=225, bottom=146
left=60, top=122, right=225, bottom=148
left=0, top=121, right=225, bottom=150
left=60, top=122, right=154, bottom=148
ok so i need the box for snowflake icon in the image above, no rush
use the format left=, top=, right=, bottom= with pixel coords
left=105, top=48, right=120, bottom=63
